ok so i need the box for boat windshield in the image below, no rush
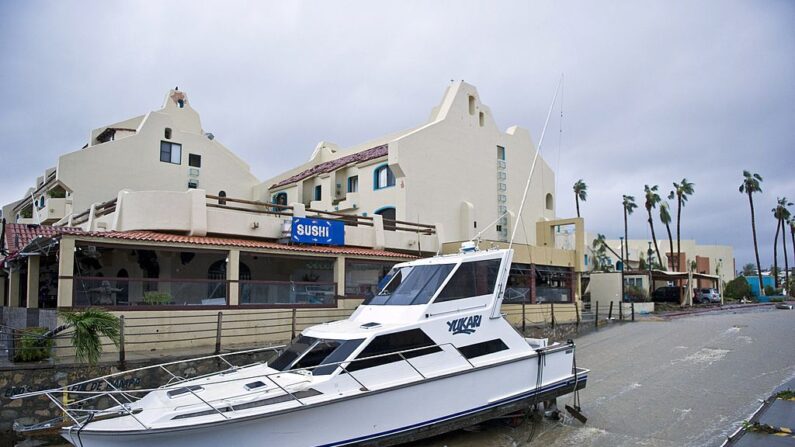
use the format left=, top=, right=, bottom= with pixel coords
left=269, top=335, right=364, bottom=375
left=367, top=263, right=455, bottom=305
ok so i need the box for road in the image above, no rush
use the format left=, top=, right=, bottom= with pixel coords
left=414, top=306, right=795, bottom=447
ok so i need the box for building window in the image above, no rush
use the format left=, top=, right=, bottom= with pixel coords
left=160, top=141, right=182, bottom=164
left=468, top=95, right=475, bottom=115
left=188, top=179, right=198, bottom=189
left=375, top=207, right=396, bottom=231
left=177, top=99, right=185, bottom=108
left=164, top=128, right=172, bottom=139
left=344, top=260, right=397, bottom=298
left=189, top=153, right=201, bottom=168
left=272, top=192, right=287, bottom=206
left=314, top=185, right=322, bottom=201
left=479, top=111, right=485, bottom=127
left=545, top=193, right=554, bottom=210
left=374, top=165, right=395, bottom=190
left=218, top=190, right=227, bottom=205
left=347, top=175, right=359, bottom=193
left=497, top=146, right=505, bottom=160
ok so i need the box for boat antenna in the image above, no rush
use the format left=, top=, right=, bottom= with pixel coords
left=508, top=74, right=563, bottom=250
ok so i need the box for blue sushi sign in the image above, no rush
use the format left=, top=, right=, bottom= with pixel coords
left=291, top=217, right=345, bottom=246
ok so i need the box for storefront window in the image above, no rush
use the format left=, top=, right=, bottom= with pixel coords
left=505, top=263, right=532, bottom=303
left=536, top=266, right=573, bottom=303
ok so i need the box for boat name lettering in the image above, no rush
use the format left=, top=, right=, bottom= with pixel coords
left=446, top=315, right=482, bottom=335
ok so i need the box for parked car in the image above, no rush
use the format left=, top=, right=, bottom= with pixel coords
left=651, top=286, right=681, bottom=303
left=695, top=288, right=721, bottom=303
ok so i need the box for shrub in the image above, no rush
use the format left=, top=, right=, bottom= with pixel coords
left=13, top=327, right=52, bottom=362
left=724, top=276, right=752, bottom=300
left=143, top=291, right=172, bottom=305
left=47, top=189, right=66, bottom=198
left=764, top=285, right=776, bottom=296
left=624, top=285, right=648, bottom=302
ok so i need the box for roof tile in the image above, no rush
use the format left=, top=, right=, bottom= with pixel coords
left=270, top=144, right=388, bottom=189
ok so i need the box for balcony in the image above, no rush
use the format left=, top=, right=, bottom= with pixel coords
left=334, top=192, right=360, bottom=212
left=35, top=197, right=70, bottom=224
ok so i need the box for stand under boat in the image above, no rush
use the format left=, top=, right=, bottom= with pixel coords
left=14, top=247, right=588, bottom=447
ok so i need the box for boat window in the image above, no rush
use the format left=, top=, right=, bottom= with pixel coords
left=347, top=329, right=441, bottom=372
left=269, top=335, right=317, bottom=371
left=368, top=264, right=455, bottom=305
left=312, top=338, right=365, bottom=375
left=457, top=339, right=509, bottom=359
left=167, top=385, right=204, bottom=399
left=435, top=259, right=501, bottom=302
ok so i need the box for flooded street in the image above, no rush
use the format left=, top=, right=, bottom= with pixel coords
left=8, top=307, right=794, bottom=447
left=412, top=307, right=795, bottom=447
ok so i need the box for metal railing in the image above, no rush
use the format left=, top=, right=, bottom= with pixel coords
left=12, top=340, right=484, bottom=432
left=73, top=277, right=229, bottom=307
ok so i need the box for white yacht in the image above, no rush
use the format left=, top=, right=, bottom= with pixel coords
left=15, top=246, right=588, bottom=447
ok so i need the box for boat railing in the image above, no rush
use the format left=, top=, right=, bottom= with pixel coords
left=12, top=340, right=533, bottom=433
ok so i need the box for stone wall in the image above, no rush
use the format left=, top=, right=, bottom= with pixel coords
left=0, top=349, right=276, bottom=434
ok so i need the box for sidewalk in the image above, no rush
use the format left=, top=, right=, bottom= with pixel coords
left=723, top=378, right=795, bottom=446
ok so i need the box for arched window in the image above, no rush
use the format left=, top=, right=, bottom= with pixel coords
left=177, top=99, right=185, bottom=108
left=272, top=192, right=287, bottom=206
left=545, top=193, right=554, bottom=210
left=374, top=165, right=395, bottom=190
left=375, top=207, right=396, bottom=231
left=218, top=191, right=226, bottom=205
left=164, top=128, right=172, bottom=139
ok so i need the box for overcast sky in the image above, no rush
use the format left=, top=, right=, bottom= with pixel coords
left=1, top=1, right=793, bottom=270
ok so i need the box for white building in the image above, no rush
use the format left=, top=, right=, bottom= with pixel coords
left=260, top=81, right=558, bottom=246
left=2, top=89, right=260, bottom=225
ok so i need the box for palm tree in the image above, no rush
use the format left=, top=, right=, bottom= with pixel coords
left=622, top=195, right=638, bottom=264
left=739, top=171, right=765, bottom=295
left=772, top=198, right=792, bottom=291
left=660, top=201, right=675, bottom=271
left=644, top=185, right=663, bottom=270
left=742, top=263, right=757, bottom=276
left=791, top=217, right=795, bottom=293
left=669, top=179, right=695, bottom=272
left=573, top=179, right=587, bottom=218
left=41, top=308, right=120, bottom=365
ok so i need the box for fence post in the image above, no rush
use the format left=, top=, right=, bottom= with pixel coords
left=608, top=301, right=614, bottom=320
left=119, top=315, right=125, bottom=364
left=631, top=302, right=635, bottom=321
left=522, top=300, right=526, bottom=333
left=550, top=302, right=556, bottom=328
left=594, top=301, right=599, bottom=328
left=291, top=308, right=297, bottom=339
left=619, top=300, right=624, bottom=321
left=575, top=301, right=581, bottom=326
left=215, top=312, right=223, bottom=354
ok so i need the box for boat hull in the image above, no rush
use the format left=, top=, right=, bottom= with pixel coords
left=63, top=355, right=587, bottom=447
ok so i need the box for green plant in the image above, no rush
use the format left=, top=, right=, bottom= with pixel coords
left=41, top=308, right=121, bottom=365
left=143, top=291, right=172, bottom=305
left=13, top=327, right=52, bottom=362
left=20, top=207, right=32, bottom=218
left=47, top=189, right=66, bottom=199
left=764, top=285, right=776, bottom=296
left=624, top=285, right=648, bottom=302
left=724, top=276, right=752, bottom=300
left=739, top=171, right=765, bottom=295
left=770, top=297, right=784, bottom=302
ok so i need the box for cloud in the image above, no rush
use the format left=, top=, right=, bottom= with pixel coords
left=0, top=0, right=793, bottom=269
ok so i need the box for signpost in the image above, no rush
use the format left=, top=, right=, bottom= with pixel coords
left=291, top=217, right=345, bottom=246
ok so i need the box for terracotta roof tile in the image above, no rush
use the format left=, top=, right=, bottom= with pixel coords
left=1, top=223, right=414, bottom=260
left=270, top=144, right=388, bottom=189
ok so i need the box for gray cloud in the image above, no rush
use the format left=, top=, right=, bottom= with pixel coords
left=1, top=0, right=793, bottom=271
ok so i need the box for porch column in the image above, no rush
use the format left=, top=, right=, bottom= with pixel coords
left=57, top=238, right=75, bottom=308
left=334, top=256, right=346, bottom=297
left=26, top=255, right=40, bottom=309
left=8, top=264, right=21, bottom=307
left=227, top=249, right=240, bottom=306
left=0, top=274, right=6, bottom=307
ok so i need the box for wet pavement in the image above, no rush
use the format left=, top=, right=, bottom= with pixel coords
left=412, top=305, right=795, bottom=447
left=7, top=305, right=794, bottom=447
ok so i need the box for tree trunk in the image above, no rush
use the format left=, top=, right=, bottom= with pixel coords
left=791, top=225, right=795, bottom=295
left=782, top=218, right=789, bottom=294
left=624, top=206, right=629, bottom=264
left=665, top=222, right=675, bottom=272
left=749, top=192, right=765, bottom=296
left=676, top=196, right=682, bottom=272
left=773, top=218, right=781, bottom=288
left=575, top=195, right=580, bottom=218
left=647, top=208, right=663, bottom=270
